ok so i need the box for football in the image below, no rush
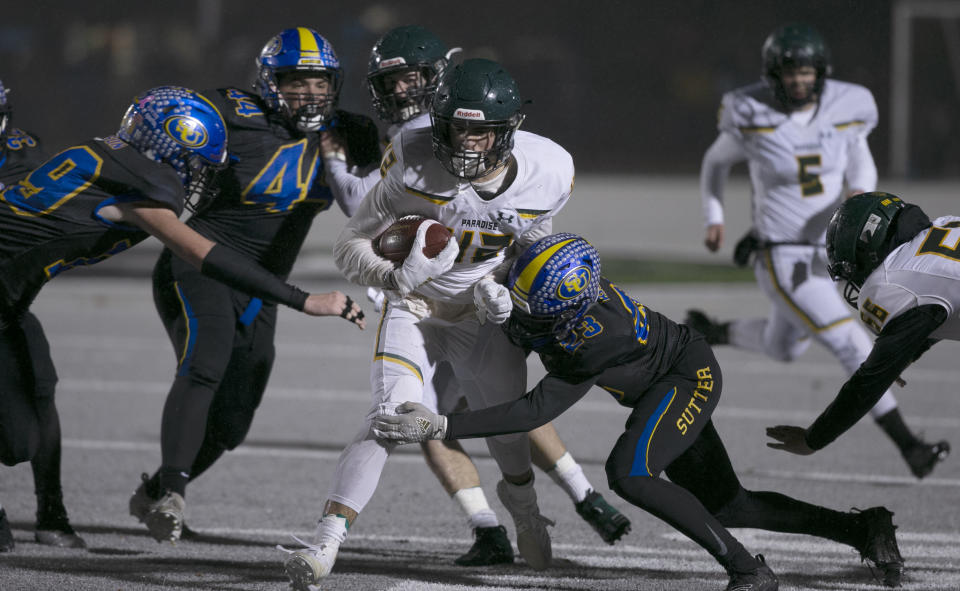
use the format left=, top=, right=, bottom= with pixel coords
left=375, top=215, right=453, bottom=264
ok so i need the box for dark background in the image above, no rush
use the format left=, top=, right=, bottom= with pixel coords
left=3, top=0, right=958, bottom=177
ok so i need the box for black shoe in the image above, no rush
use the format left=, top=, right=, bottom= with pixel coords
left=903, top=439, right=950, bottom=479
left=574, top=490, right=631, bottom=544
left=0, top=508, right=14, bottom=552
left=35, top=494, right=87, bottom=549
left=684, top=309, right=730, bottom=345
left=727, top=554, right=778, bottom=591
left=454, top=525, right=514, bottom=566
left=854, top=507, right=904, bottom=588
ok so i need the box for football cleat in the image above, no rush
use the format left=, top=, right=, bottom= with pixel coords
left=496, top=479, right=554, bottom=570
left=726, top=554, right=779, bottom=591
left=575, top=490, right=631, bottom=544
left=454, top=525, right=514, bottom=566
left=129, top=473, right=153, bottom=522
left=279, top=535, right=339, bottom=590
left=0, top=508, right=14, bottom=552
left=35, top=493, right=86, bottom=549
left=142, top=491, right=186, bottom=543
left=855, top=507, right=904, bottom=588
left=684, top=309, right=730, bottom=345
left=903, top=439, right=950, bottom=479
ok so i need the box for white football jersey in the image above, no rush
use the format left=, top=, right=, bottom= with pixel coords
left=334, top=127, right=574, bottom=304
left=858, top=215, right=960, bottom=339
left=718, top=79, right=877, bottom=243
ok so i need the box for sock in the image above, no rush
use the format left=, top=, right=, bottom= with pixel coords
left=453, top=486, right=499, bottom=529
left=545, top=452, right=592, bottom=503
left=314, top=514, right=349, bottom=547
left=157, top=466, right=190, bottom=497
left=875, top=408, right=919, bottom=452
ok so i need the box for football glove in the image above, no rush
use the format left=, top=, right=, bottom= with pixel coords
left=373, top=401, right=447, bottom=443
left=473, top=276, right=512, bottom=325
left=733, top=230, right=761, bottom=267
left=391, top=221, right=459, bottom=296
left=366, top=286, right=386, bottom=313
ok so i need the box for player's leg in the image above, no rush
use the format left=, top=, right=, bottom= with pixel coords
left=668, top=419, right=903, bottom=586
left=283, top=304, right=431, bottom=587
left=528, top=422, right=631, bottom=544
left=606, top=343, right=775, bottom=588
left=131, top=253, right=237, bottom=542
left=422, top=364, right=513, bottom=566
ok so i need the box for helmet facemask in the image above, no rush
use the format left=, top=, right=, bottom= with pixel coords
left=430, top=114, right=523, bottom=180
left=264, top=70, right=342, bottom=132
left=368, top=65, right=442, bottom=124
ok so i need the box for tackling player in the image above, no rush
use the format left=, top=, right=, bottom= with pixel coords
left=0, top=78, right=85, bottom=551
left=768, top=193, right=955, bottom=471
left=322, top=25, right=629, bottom=566
left=374, top=233, right=907, bottom=590
left=127, top=28, right=377, bottom=543
left=0, top=85, right=360, bottom=550
left=683, top=23, right=948, bottom=478
left=280, top=58, right=577, bottom=588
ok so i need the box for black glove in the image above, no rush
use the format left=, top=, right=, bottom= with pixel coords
left=333, top=110, right=382, bottom=168
left=733, top=230, right=761, bottom=267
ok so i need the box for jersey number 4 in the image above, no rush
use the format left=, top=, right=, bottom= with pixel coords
left=242, top=140, right=322, bottom=212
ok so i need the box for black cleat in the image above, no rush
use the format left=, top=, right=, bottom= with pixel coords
left=35, top=494, right=86, bottom=549
left=0, top=508, right=14, bottom=552
left=727, top=554, right=778, bottom=591
left=684, top=309, right=730, bottom=345
left=454, top=525, right=514, bottom=566
left=575, top=490, right=631, bottom=544
left=855, top=507, right=904, bottom=588
left=903, top=439, right=950, bottom=479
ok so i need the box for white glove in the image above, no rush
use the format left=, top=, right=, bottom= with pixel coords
left=473, top=277, right=512, bottom=325
left=391, top=220, right=459, bottom=296
left=372, top=401, right=447, bottom=443
left=366, top=286, right=386, bottom=313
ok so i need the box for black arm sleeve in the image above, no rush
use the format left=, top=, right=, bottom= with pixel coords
left=201, top=243, right=309, bottom=311
left=805, top=304, right=948, bottom=450
left=445, top=374, right=595, bottom=440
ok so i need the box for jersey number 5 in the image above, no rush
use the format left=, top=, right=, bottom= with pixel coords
left=796, top=155, right=824, bottom=197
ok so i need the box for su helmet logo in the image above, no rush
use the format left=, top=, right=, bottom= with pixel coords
left=164, top=116, right=208, bottom=148
left=557, top=265, right=591, bottom=300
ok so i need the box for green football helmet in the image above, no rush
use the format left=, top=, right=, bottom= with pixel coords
left=826, top=192, right=905, bottom=305
left=366, top=25, right=453, bottom=124
left=430, top=58, right=524, bottom=180
left=762, top=23, right=831, bottom=108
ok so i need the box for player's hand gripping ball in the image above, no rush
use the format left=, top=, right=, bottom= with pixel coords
left=375, top=215, right=453, bottom=264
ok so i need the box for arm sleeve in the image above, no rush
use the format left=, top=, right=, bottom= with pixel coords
left=332, top=158, right=402, bottom=289
left=201, top=243, right=309, bottom=310
left=700, top=131, right=747, bottom=227
left=804, top=304, right=948, bottom=450
left=843, top=134, right=878, bottom=193
left=325, top=158, right=382, bottom=218
left=445, top=373, right=595, bottom=439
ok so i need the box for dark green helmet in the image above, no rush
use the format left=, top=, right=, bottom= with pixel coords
left=762, top=23, right=831, bottom=108
left=430, top=58, right=524, bottom=180
left=826, top=192, right=905, bottom=305
left=366, top=25, right=451, bottom=124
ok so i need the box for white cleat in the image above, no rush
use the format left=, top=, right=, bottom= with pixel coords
left=496, top=479, right=554, bottom=570
left=278, top=536, right=339, bottom=591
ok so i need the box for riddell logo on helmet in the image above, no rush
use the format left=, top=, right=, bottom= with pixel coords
left=454, top=108, right=485, bottom=120
left=379, top=57, right=407, bottom=68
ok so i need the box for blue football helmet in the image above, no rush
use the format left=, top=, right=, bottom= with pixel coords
left=117, top=85, right=228, bottom=210
left=0, top=78, right=11, bottom=142
left=505, top=233, right=602, bottom=349
left=255, top=27, right=342, bottom=131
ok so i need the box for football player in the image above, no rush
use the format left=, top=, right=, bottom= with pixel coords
left=768, top=193, right=953, bottom=472
left=684, top=23, right=948, bottom=478
left=0, top=78, right=86, bottom=551
left=322, top=25, right=629, bottom=566
left=280, top=58, right=580, bottom=588
left=375, top=233, right=907, bottom=590
left=0, top=85, right=361, bottom=550
left=127, top=28, right=379, bottom=543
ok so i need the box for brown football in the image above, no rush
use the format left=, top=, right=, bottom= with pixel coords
left=375, top=215, right=453, bottom=264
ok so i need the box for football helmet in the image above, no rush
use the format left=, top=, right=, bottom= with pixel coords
left=367, top=25, right=454, bottom=124
left=826, top=192, right=905, bottom=306
left=430, top=58, right=524, bottom=180
left=117, top=86, right=228, bottom=211
left=762, top=23, right=831, bottom=108
left=505, top=233, right=602, bottom=350
left=0, top=78, right=11, bottom=143
left=255, top=27, right=342, bottom=132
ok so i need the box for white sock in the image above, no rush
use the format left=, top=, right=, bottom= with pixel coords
left=546, top=452, right=592, bottom=503
left=314, top=514, right=349, bottom=547
left=453, top=486, right=499, bottom=529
